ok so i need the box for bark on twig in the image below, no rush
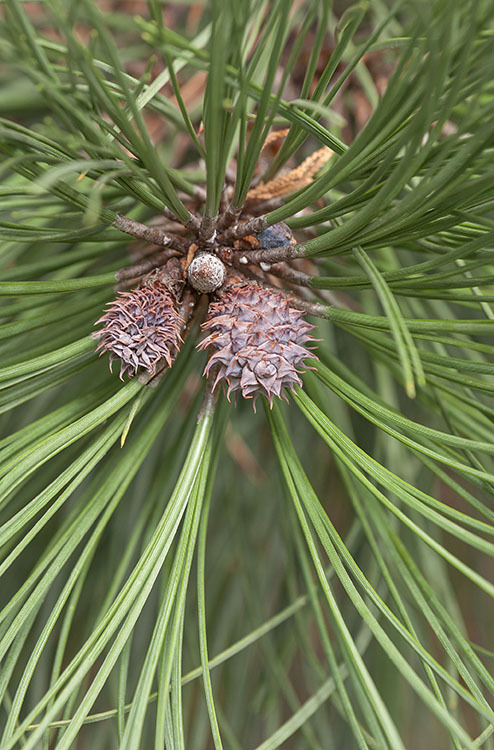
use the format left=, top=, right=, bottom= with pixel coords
left=114, top=249, right=180, bottom=282
left=114, top=214, right=187, bottom=250
left=198, top=214, right=218, bottom=245
left=115, top=275, right=145, bottom=291
left=218, top=215, right=268, bottom=242
left=264, top=261, right=312, bottom=286
left=185, top=214, right=201, bottom=233
left=217, top=203, right=242, bottom=230
left=237, top=244, right=304, bottom=265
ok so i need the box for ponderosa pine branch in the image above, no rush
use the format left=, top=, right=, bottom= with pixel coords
left=113, top=214, right=188, bottom=250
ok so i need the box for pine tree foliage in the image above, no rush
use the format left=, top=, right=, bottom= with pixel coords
left=0, top=0, right=493, bottom=747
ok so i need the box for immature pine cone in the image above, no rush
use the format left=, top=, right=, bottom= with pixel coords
left=198, top=284, right=316, bottom=407
left=93, top=268, right=182, bottom=379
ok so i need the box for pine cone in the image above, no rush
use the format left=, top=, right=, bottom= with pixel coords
left=198, top=284, right=316, bottom=408
left=93, top=267, right=182, bottom=379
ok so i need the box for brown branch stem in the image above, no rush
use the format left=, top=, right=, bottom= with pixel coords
left=198, top=214, right=218, bottom=245
left=264, top=261, right=312, bottom=286
left=115, top=249, right=180, bottom=283
left=237, top=244, right=305, bottom=265
left=217, top=203, right=242, bottom=230
left=185, top=214, right=201, bottom=233
left=218, top=215, right=268, bottom=242
left=114, top=214, right=187, bottom=250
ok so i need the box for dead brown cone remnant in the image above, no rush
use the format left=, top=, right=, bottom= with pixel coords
left=93, top=267, right=183, bottom=380
left=260, top=129, right=290, bottom=152
left=246, top=146, right=332, bottom=203
left=198, top=284, right=316, bottom=409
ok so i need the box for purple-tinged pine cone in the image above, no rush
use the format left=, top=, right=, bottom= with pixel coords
left=93, top=269, right=182, bottom=380
left=198, top=284, right=316, bottom=408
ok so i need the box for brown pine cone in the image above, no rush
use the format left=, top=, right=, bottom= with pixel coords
left=198, top=284, right=316, bottom=408
left=93, top=267, right=183, bottom=379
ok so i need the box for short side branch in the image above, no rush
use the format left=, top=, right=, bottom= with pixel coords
left=262, top=261, right=312, bottom=286
left=218, top=215, right=268, bottom=243
left=114, top=249, right=180, bottom=283
left=198, top=214, right=218, bottom=246
left=114, top=214, right=187, bottom=249
left=238, top=244, right=305, bottom=265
